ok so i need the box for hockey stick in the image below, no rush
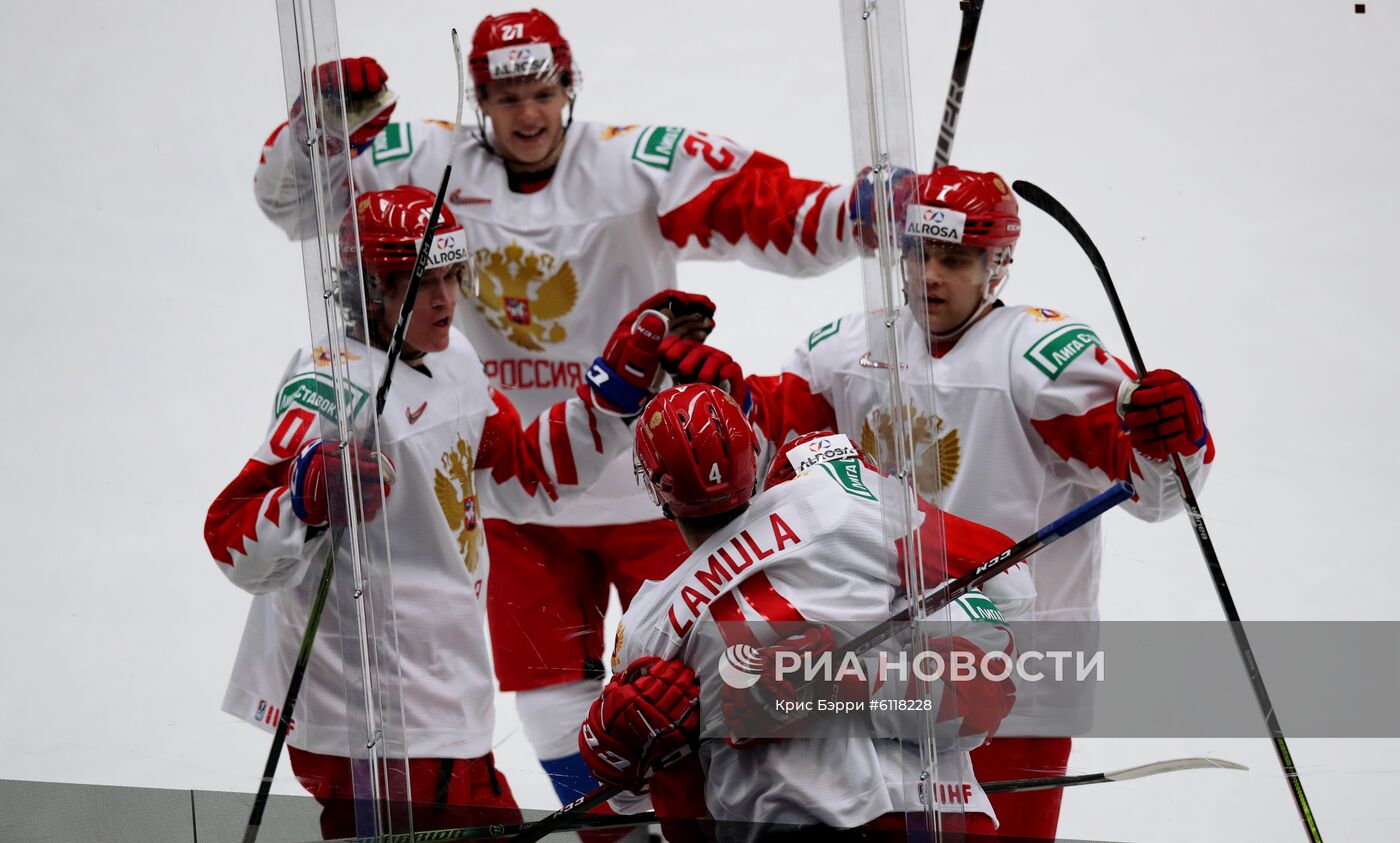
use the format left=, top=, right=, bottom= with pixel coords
left=511, top=481, right=1134, bottom=843
left=319, top=808, right=658, bottom=843
left=318, top=755, right=1246, bottom=843
left=982, top=755, right=1247, bottom=794
left=844, top=479, right=1133, bottom=656
left=1011, top=179, right=1325, bottom=843
left=933, top=0, right=985, bottom=169
left=243, top=165, right=454, bottom=843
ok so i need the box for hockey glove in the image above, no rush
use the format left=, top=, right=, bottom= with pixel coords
left=291, top=57, right=397, bottom=156
left=1117, top=368, right=1208, bottom=460
left=930, top=636, right=1018, bottom=743
left=289, top=439, right=397, bottom=528
left=616, top=290, right=716, bottom=343
left=850, top=165, right=916, bottom=250
left=719, top=624, right=863, bottom=745
left=658, top=338, right=751, bottom=415
left=581, top=310, right=668, bottom=417
left=578, top=656, right=701, bottom=793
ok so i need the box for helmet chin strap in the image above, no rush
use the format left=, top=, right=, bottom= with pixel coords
left=926, top=273, right=1008, bottom=342
left=473, top=94, right=575, bottom=170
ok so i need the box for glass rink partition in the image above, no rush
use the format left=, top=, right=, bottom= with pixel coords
left=8, top=1, right=1400, bottom=843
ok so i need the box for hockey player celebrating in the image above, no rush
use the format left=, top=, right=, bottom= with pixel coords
left=577, top=384, right=1034, bottom=839
left=252, top=8, right=864, bottom=803
left=658, top=166, right=1215, bottom=839
left=204, top=186, right=681, bottom=838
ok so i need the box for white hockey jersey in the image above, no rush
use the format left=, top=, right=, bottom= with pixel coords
left=746, top=303, right=1215, bottom=734
left=255, top=119, right=859, bottom=526
left=614, top=465, right=1027, bottom=830
left=204, top=329, right=630, bottom=758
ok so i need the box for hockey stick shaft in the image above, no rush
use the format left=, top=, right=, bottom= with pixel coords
left=845, top=480, right=1134, bottom=656
left=933, top=0, right=985, bottom=169
left=244, top=167, right=454, bottom=843
left=242, top=547, right=334, bottom=843
left=1011, top=179, right=1324, bottom=843
left=322, top=808, right=653, bottom=843
left=376, top=164, right=453, bottom=416
left=329, top=755, right=1245, bottom=842
left=516, top=482, right=1132, bottom=841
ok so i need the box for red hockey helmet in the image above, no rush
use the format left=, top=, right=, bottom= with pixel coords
left=763, top=431, right=877, bottom=491
left=634, top=384, right=758, bottom=520
left=908, top=167, right=1020, bottom=250
left=468, top=9, right=577, bottom=92
left=339, top=186, right=470, bottom=278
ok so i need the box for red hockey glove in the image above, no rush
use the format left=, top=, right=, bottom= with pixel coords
left=658, top=338, right=751, bottom=415
left=288, top=439, right=396, bottom=528
left=850, top=165, right=917, bottom=250
left=317, top=57, right=389, bottom=98
left=720, top=624, right=858, bottom=745
left=578, top=657, right=701, bottom=793
left=931, top=636, right=1017, bottom=742
left=611, top=290, right=716, bottom=345
left=292, top=57, right=397, bottom=156
left=1117, top=368, right=1208, bottom=460
left=581, top=309, right=668, bottom=417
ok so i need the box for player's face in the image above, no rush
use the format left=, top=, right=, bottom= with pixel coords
left=479, top=77, right=569, bottom=170
left=379, top=265, right=461, bottom=354
left=905, top=242, right=989, bottom=334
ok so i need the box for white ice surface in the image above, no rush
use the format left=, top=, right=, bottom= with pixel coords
left=1, top=1, right=1397, bottom=840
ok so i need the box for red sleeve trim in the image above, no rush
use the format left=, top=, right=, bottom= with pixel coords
left=747, top=372, right=839, bottom=446
left=547, top=401, right=579, bottom=486
left=480, top=389, right=556, bottom=500
left=657, top=151, right=835, bottom=256
left=1030, top=400, right=1141, bottom=486
left=800, top=184, right=839, bottom=256
left=205, top=457, right=290, bottom=566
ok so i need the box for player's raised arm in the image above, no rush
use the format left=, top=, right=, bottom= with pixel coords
left=253, top=56, right=416, bottom=239
left=636, top=126, right=860, bottom=276
left=473, top=292, right=695, bottom=518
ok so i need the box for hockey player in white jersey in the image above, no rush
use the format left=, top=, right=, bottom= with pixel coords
left=252, top=8, right=864, bottom=802
left=576, top=384, right=1036, bottom=840
left=204, top=186, right=678, bottom=838
left=657, top=167, right=1215, bottom=839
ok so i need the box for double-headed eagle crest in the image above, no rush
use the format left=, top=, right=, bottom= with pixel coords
left=860, top=406, right=961, bottom=503
left=472, top=242, right=579, bottom=351
left=434, top=434, right=481, bottom=574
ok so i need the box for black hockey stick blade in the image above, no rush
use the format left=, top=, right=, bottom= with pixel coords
left=1011, top=179, right=1146, bottom=375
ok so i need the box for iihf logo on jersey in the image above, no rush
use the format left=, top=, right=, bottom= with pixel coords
left=717, top=643, right=765, bottom=689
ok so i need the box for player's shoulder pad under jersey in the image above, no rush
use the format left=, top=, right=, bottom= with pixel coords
left=1013, top=305, right=1108, bottom=382
left=951, top=587, right=1007, bottom=625
left=272, top=343, right=374, bottom=428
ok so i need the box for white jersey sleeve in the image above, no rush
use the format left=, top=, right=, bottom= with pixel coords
left=631, top=126, right=858, bottom=275
left=1006, top=313, right=1214, bottom=523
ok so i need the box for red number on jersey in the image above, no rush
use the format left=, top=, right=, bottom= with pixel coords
left=683, top=133, right=736, bottom=171
left=270, top=408, right=316, bottom=459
